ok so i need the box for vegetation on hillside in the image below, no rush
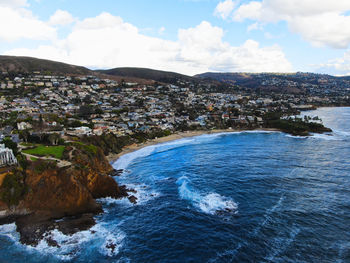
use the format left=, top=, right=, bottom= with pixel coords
left=263, top=113, right=332, bottom=136
left=0, top=55, right=91, bottom=75
left=0, top=170, right=27, bottom=206
left=23, top=145, right=65, bottom=159
left=80, top=130, right=172, bottom=155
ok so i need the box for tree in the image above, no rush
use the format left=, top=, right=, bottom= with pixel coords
left=48, top=133, right=61, bottom=145
left=83, top=95, right=92, bottom=104
left=136, top=99, right=144, bottom=107
left=36, top=114, right=46, bottom=141
left=19, top=130, right=30, bottom=143
left=70, top=120, right=83, bottom=128
left=95, top=108, right=104, bottom=115
left=2, top=138, right=18, bottom=156
left=78, top=105, right=94, bottom=117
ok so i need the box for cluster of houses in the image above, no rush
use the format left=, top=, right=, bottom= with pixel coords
left=245, top=73, right=350, bottom=99
left=0, top=71, right=348, bottom=142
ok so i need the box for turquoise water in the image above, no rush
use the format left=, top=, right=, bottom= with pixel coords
left=1, top=107, right=350, bottom=262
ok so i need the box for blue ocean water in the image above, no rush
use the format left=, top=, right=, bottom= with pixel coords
left=1, top=107, right=350, bottom=263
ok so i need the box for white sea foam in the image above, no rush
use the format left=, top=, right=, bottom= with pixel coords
left=176, top=176, right=238, bottom=215
left=310, top=133, right=342, bottom=141
left=264, top=226, right=300, bottom=262
left=0, top=222, right=125, bottom=261
left=0, top=223, right=18, bottom=241
left=252, top=195, right=285, bottom=236
left=100, top=231, right=125, bottom=257
left=217, top=194, right=286, bottom=261
left=286, top=131, right=348, bottom=141
left=99, top=183, right=160, bottom=206
left=113, top=145, right=156, bottom=170
left=198, top=193, right=238, bottom=214
left=217, top=224, right=301, bottom=262
left=285, top=128, right=349, bottom=141
left=242, top=130, right=280, bottom=134
left=113, top=137, right=198, bottom=170
left=333, top=130, right=350, bottom=137
left=285, top=134, right=308, bottom=139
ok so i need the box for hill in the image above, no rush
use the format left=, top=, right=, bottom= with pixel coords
left=0, top=56, right=197, bottom=85
left=96, top=67, right=198, bottom=84
left=0, top=56, right=92, bottom=75
left=195, top=72, right=350, bottom=94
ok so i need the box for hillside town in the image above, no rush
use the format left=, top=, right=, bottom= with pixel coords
left=0, top=70, right=347, bottom=167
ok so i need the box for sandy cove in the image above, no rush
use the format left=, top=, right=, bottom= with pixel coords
left=106, top=128, right=279, bottom=164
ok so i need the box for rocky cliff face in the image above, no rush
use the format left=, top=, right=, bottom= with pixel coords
left=24, top=168, right=102, bottom=216
left=0, top=143, right=128, bottom=245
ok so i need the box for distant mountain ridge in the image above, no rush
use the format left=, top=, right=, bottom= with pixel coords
left=196, top=72, right=350, bottom=93
left=0, top=56, right=200, bottom=85
left=0, top=56, right=92, bottom=75
left=1, top=55, right=349, bottom=92
left=96, top=67, right=200, bottom=84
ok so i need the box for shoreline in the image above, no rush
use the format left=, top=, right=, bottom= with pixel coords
left=107, top=128, right=280, bottom=164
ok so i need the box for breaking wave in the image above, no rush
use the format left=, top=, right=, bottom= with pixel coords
left=0, top=223, right=18, bottom=241
left=176, top=176, right=238, bottom=215
left=285, top=134, right=308, bottom=139
left=0, top=222, right=125, bottom=261
left=310, top=133, right=343, bottom=141
left=98, top=183, right=160, bottom=206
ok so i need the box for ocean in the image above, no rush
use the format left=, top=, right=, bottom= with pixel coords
left=1, top=107, right=350, bottom=262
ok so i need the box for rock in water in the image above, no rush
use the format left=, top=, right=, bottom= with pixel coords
left=128, top=195, right=138, bottom=204
left=15, top=213, right=96, bottom=246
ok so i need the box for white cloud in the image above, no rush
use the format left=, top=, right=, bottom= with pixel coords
left=158, top=26, right=166, bottom=35
left=49, top=9, right=75, bottom=26
left=262, top=0, right=350, bottom=17
left=4, top=13, right=292, bottom=74
left=175, top=22, right=291, bottom=73
left=264, top=32, right=276, bottom=39
left=231, top=0, right=350, bottom=49
left=287, top=13, right=350, bottom=49
left=0, top=0, right=27, bottom=8
left=0, top=0, right=58, bottom=42
left=247, top=22, right=263, bottom=32
left=214, top=0, right=237, bottom=20
left=0, top=6, right=56, bottom=41
left=317, top=50, right=350, bottom=75
left=233, top=1, right=268, bottom=22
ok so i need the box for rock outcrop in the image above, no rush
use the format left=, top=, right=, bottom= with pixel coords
left=0, top=143, right=129, bottom=245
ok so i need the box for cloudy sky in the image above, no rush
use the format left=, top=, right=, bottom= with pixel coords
left=1, top=0, right=350, bottom=75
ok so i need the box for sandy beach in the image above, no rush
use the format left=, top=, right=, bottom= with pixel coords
left=107, top=128, right=279, bottom=164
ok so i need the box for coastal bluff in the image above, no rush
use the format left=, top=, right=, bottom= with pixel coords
left=0, top=143, right=128, bottom=245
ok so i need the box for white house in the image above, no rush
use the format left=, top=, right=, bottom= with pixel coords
left=0, top=144, right=17, bottom=167
left=17, top=122, right=32, bottom=131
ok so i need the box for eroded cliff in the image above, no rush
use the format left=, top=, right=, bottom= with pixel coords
left=0, top=142, right=128, bottom=245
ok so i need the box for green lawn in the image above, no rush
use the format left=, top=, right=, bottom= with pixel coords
left=23, top=145, right=65, bottom=159
left=20, top=143, right=35, bottom=147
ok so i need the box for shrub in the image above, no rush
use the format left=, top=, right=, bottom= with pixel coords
left=0, top=171, right=27, bottom=207
left=31, top=160, right=57, bottom=174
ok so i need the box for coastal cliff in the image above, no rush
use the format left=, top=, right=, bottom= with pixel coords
left=0, top=142, right=128, bottom=245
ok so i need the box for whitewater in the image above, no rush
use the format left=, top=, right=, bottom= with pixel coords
left=1, top=107, right=350, bottom=262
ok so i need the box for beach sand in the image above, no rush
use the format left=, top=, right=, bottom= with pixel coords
left=107, top=128, right=279, bottom=164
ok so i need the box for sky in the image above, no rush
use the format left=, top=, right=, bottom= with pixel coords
left=1, top=0, right=350, bottom=76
